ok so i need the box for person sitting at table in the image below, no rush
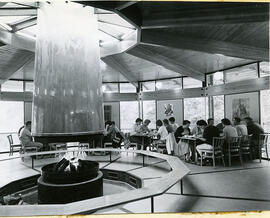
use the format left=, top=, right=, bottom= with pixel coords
left=163, top=119, right=174, bottom=133
left=104, top=121, right=125, bottom=148
left=140, top=119, right=151, bottom=134
left=221, top=118, right=238, bottom=140
left=130, top=118, right=143, bottom=136
left=19, top=121, right=43, bottom=150
left=169, top=117, right=179, bottom=133
left=175, top=120, right=191, bottom=159
left=196, top=119, right=220, bottom=163
left=233, top=117, right=248, bottom=136
left=154, top=120, right=168, bottom=143
left=191, top=120, right=206, bottom=136
left=195, top=120, right=208, bottom=145
left=244, top=117, right=264, bottom=158
left=175, top=120, right=191, bottom=143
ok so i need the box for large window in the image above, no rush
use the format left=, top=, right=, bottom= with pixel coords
left=213, top=95, right=224, bottom=125
left=120, top=101, right=139, bottom=132
left=1, top=80, right=23, bottom=92
left=184, top=97, right=209, bottom=128
left=259, top=62, right=270, bottom=77
left=261, top=90, right=270, bottom=132
left=156, top=78, right=182, bottom=90
left=142, top=100, right=156, bottom=129
left=102, top=83, right=119, bottom=93
left=0, top=101, right=24, bottom=133
left=120, top=83, right=136, bottom=93
left=183, top=77, right=202, bottom=89
left=224, top=63, right=258, bottom=83
left=24, top=82, right=34, bottom=92
left=141, top=81, right=155, bottom=92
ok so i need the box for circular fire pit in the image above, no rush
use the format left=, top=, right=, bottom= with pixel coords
left=38, top=159, right=103, bottom=204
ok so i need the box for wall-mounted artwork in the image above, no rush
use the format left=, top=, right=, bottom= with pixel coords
left=225, top=92, right=259, bottom=123
left=232, top=98, right=250, bottom=119
left=164, top=103, right=173, bottom=116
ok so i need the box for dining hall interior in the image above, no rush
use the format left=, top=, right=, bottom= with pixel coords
left=0, top=0, right=269, bottom=216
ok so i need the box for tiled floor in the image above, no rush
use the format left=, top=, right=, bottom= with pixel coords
left=1, top=151, right=270, bottom=214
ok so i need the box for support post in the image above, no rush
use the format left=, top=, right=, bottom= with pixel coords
left=110, top=151, right=112, bottom=163
left=180, top=179, right=183, bottom=195
left=31, top=156, right=34, bottom=169
left=142, top=154, right=145, bottom=167
left=151, top=196, right=154, bottom=213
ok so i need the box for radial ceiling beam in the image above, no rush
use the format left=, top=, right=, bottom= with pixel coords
left=141, top=29, right=269, bottom=62
left=11, top=16, right=37, bottom=32
left=102, top=55, right=138, bottom=88
left=115, top=1, right=138, bottom=11
left=0, top=29, right=35, bottom=52
left=0, top=7, right=37, bottom=16
left=0, top=45, right=34, bottom=85
left=142, top=3, right=269, bottom=29
left=128, top=45, right=204, bottom=81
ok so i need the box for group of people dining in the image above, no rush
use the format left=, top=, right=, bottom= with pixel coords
left=103, top=116, right=265, bottom=164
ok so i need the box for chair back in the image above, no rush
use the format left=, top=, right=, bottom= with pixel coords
left=227, top=136, right=241, bottom=151
left=7, top=135, right=13, bottom=145
left=259, top=134, right=269, bottom=148
left=212, top=137, right=225, bottom=150
left=241, top=134, right=252, bottom=146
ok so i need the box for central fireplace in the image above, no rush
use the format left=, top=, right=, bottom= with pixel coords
left=38, top=158, right=103, bottom=204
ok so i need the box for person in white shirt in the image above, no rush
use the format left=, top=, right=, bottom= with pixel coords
left=168, top=117, right=179, bottom=133
left=130, top=118, right=143, bottom=136
left=222, top=118, right=238, bottom=140
left=19, top=121, right=43, bottom=149
left=233, top=117, right=248, bottom=136
left=156, top=120, right=168, bottom=141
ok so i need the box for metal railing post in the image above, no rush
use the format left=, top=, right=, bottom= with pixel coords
left=151, top=196, right=154, bottom=213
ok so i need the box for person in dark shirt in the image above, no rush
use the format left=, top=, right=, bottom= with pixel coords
left=244, top=117, right=264, bottom=140
left=244, top=117, right=264, bottom=159
left=174, top=120, right=191, bottom=143
left=163, top=119, right=174, bottom=134
left=203, top=118, right=220, bottom=145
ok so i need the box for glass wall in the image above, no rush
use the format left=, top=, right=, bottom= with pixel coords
left=102, top=83, right=119, bottom=93
left=183, top=77, right=202, bottom=89
left=141, top=81, right=155, bottom=92
left=142, top=100, right=156, bottom=129
left=24, top=82, right=34, bottom=92
left=213, top=95, right=224, bottom=125
left=184, top=97, right=209, bottom=129
left=224, top=63, right=258, bottom=83
left=120, top=83, right=136, bottom=93
left=261, top=90, right=270, bottom=132
left=1, top=80, right=23, bottom=92
left=120, top=101, right=139, bottom=132
left=259, top=62, right=270, bottom=77
left=156, top=78, right=182, bottom=91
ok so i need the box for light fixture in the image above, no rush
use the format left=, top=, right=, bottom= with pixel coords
left=156, top=81, right=162, bottom=90
left=102, top=85, right=106, bottom=92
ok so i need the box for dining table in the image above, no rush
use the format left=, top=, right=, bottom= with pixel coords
left=131, top=133, right=154, bottom=150
left=178, top=135, right=206, bottom=164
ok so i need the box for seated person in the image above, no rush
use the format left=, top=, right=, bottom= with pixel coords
left=130, top=118, right=143, bottom=136
left=19, top=121, right=43, bottom=150
left=196, top=118, right=220, bottom=157
left=244, top=117, right=264, bottom=158
left=191, top=120, right=205, bottom=137
left=106, top=121, right=125, bottom=148
left=169, top=117, right=179, bottom=133
left=154, top=120, right=168, bottom=143
left=175, top=120, right=191, bottom=143
left=194, top=120, right=208, bottom=143
left=233, top=117, right=248, bottom=136
left=222, top=118, right=238, bottom=140
left=140, top=119, right=151, bottom=134
left=163, top=119, right=174, bottom=134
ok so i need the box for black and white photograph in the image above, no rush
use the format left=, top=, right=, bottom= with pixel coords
left=0, top=0, right=269, bottom=217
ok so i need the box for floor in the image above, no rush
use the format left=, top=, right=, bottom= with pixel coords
left=1, top=151, right=270, bottom=214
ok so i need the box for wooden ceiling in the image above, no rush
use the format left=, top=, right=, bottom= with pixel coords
left=2, top=1, right=270, bottom=84
left=80, top=1, right=269, bottom=83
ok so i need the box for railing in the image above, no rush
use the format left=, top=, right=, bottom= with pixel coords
left=0, top=148, right=190, bottom=216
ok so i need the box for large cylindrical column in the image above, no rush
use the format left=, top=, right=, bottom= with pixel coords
left=32, top=2, right=103, bottom=137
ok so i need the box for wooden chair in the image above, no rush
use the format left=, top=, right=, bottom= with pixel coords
left=226, top=136, right=243, bottom=167
left=199, top=137, right=225, bottom=167
left=241, top=135, right=253, bottom=161
left=78, top=143, right=90, bottom=155
left=7, top=135, right=21, bottom=156
left=259, top=134, right=269, bottom=162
